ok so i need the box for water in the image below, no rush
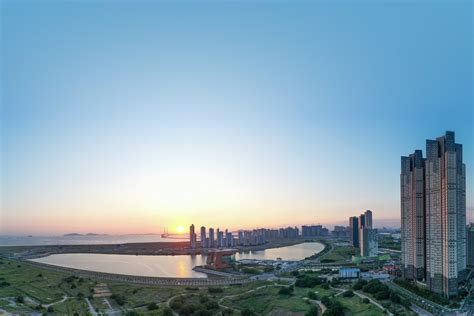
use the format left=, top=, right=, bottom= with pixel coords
left=235, top=242, right=324, bottom=261
left=0, top=234, right=185, bottom=246
left=32, top=253, right=209, bottom=278
left=30, top=242, right=324, bottom=278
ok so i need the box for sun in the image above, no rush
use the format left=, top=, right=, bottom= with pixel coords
left=176, top=225, right=185, bottom=234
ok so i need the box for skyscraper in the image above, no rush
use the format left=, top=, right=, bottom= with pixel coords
left=400, top=150, right=425, bottom=281
left=349, top=217, right=359, bottom=247
left=209, top=227, right=215, bottom=248
left=359, top=210, right=378, bottom=257
left=359, top=214, right=365, bottom=230
left=425, top=131, right=466, bottom=297
left=189, top=224, right=196, bottom=249
left=360, top=227, right=378, bottom=257
left=467, top=224, right=474, bottom=267
left=364, top=210, right=372, bottom=229
left=200, top=226, right=207, bottom=248
left=401, top=131, right=466, bottom=297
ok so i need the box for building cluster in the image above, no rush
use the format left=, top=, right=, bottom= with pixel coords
left=301, top=225, right=328, bottom=237
left=189, top=225, right=306, bottom=249
left=401, top=131, right=466, bottom=297
left=349, top=210, right=378, bottom=257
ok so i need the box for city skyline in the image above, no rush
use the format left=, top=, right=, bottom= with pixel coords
left=1, top=1, right=473, bottom=235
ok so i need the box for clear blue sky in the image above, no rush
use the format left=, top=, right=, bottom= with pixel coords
left=1, top=0, right=472, bottom=234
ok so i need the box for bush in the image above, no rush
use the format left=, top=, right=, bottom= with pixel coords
left=321, top=296, right=332, bottom=307
left=307, top=291, right=319, bottom=300
left=390, top=292, right=401, bottom=304
left=342, top=290, right=354, bottom=297
left=321, top=283, right=330, bottom=290
left=162, top=307, right=173, bottom=316
left=278, top=286, right=294, bottom=295
left=241, top=308, right=256, bottom=316
left=204, top=301, right=219, bottom=310
left=296, top=275, right=326, bottom=288
left=305, top=305, right=319, bottom=316
left=185, top=286, right=199, bottom=291
left=16, top=296, right=24, bottom=304
left=292, top=270, right=300, bottom=276
left=47, top=306, right=54, bottom=313
left=323, top=301, right=343, bottom=316
left=111, top=294, right=126, bottom=306
left=147, top=302, right=159, bottom=310
left=362, top=298, right=370, bottom=304
left=208, top=287, right=224, bottom=293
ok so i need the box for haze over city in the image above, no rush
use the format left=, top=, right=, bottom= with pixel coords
left=1, top=1, right=473, bottom=236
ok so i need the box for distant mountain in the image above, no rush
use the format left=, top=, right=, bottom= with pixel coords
left=63, top=233, right=108, bottom=237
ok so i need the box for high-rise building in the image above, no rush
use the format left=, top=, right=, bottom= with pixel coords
left=467, top=224, right=474, bottom=267
left=359, top=214, right=366, bottom=230
left=200, top=226, right=207, bottom=248
left=349, top=217, right=359, bottom=247
left=189, top=224, right=196, bottom=249
left=217, top=230, right=224, bottom=248
left=360, top=227, right=378, bottom=257
left=209, top=228, right=215, bottom=248
left=364, top=210, right=373, bottom=229
left=401, top=131, right=466, bottom=297
left=400, top=150, right=425, bottom=281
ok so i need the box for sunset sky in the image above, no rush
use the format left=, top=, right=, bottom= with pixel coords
left=1, top=1, right=472, bottom=235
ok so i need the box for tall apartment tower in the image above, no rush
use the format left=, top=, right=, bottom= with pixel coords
left=364, top=210, right=373, bottom=229
left=401, top=131, right=466, bottom=297
left=189, top=224, right=196, bottom=249
left=466, top=224, right=474, bottom=267
left=425, top=131, right=466, bottom=297
left=349, top=217, right=359, bottom=247
left=200, top=226, right=207, bottom=248
left=400, top=150, right=426, bottom=281
left=209, top=228, right=215, bottom=248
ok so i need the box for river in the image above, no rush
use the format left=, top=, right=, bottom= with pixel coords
left=30, top=242, right=324, bottom=278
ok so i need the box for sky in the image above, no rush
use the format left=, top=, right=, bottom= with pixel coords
left=1, top=0, right=473, bottom=235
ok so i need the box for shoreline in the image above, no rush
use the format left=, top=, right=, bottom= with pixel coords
left=0, top=238, right=317, bottom=260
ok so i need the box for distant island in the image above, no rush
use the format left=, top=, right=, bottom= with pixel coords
left=63, top=233, right=108, bottom=237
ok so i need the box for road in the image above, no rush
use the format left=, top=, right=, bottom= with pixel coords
left=387, top=281, right=448, bottom=315
left=85, top=298, right=98, bottom=316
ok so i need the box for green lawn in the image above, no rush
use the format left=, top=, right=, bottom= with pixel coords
left=321, top=246, right=358, bottom=263
left=338, top=295, right=385, bottom=315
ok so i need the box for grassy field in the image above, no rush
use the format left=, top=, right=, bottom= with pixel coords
left=320, top=246, right=357, bottom=263
left=0, top=256, right=413, bottom=315
left=338, top=295, right=385, bottom=315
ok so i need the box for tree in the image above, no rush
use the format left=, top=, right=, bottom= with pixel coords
left=352, top=279, right=367, bottom=290
left=147, top=302, right=159, bottom=310
left=47, top=306, right=54, bottom=313
left=342, top=290, right=354, bottom=297
left=307, top=291, right=319, bottom=300
left=362, top=298, right=370, bottom=304
left=279, top=286, right=294, bottom=295
left=305, top=305, right=319, bottom=316
left=390, top=292, right=401, bottom=304
left=241, top=308, right=256, bottom=316
left=16, top=296, right=24, bottom=304
left=162, top=307, right=173, bottom=316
